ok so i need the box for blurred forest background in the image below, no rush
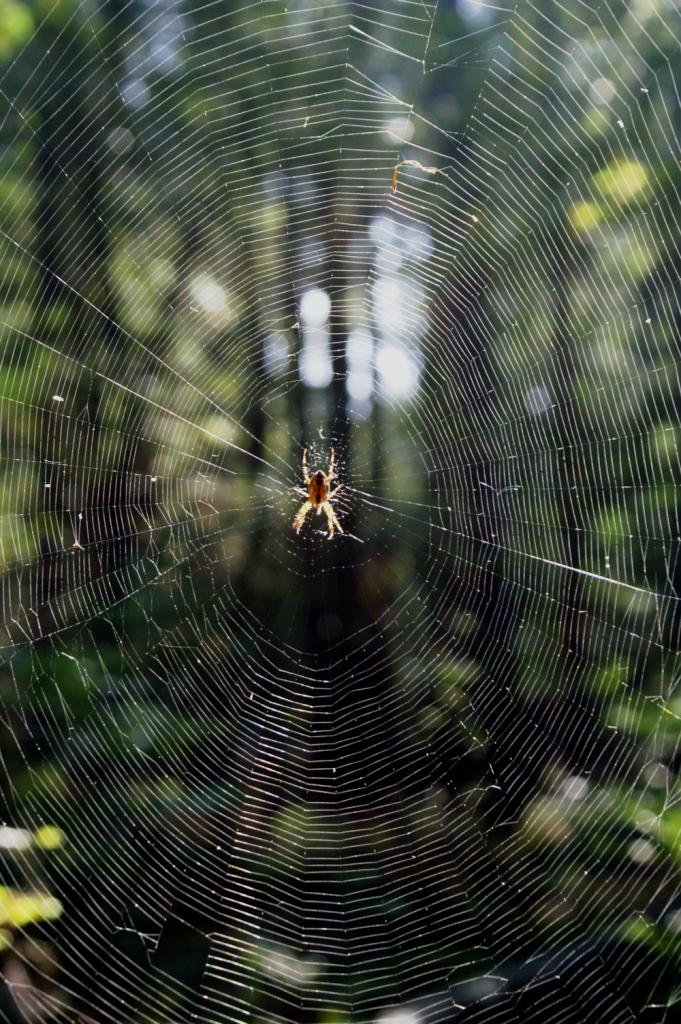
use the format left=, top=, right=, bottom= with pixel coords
left=0, top=0, right=679, bottom=1022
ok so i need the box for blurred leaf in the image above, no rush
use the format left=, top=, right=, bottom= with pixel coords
left=0, top=886, right=62, bottom=927
left=33, top=825, right=64, bottom=850
left=0, top=0, right=33, bottom=60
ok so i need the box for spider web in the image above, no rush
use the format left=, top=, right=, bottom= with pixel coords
left=0, top=0, right=679, bottom=1021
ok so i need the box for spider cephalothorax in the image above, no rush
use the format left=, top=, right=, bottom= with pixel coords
left=293, top=448, right=343, bottom=538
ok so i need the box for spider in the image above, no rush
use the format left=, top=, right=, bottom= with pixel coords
left=293, top=448, right=343, bottom=538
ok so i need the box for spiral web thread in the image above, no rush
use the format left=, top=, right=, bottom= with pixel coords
left=0, top=0, right=679, bottom=1022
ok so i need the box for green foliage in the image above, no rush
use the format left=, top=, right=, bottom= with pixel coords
left=0, top=0, right=32, bottom=60
left=0, top=886, right=62, bottom=927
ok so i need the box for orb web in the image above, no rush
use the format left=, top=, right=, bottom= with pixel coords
left=0, top=1, right=679, bottom=1022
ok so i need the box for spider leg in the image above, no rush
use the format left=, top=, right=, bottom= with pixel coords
left=294, top=486, right=309, bottom=497
left=294, top=500, right=314, bottom=533
left=327, top=447, right=335, bottom=483
left=322, top=501, right=343, bottom=538
left=302, top=449, right=310, bottom=486
left=328, top=483, right=342, bottom=499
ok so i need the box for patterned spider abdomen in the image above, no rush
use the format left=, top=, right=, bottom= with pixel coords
left=310, top=470, right=328, bottom=506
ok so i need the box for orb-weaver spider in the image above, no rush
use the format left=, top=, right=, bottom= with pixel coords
left=293, top=448, right=343, bottom=538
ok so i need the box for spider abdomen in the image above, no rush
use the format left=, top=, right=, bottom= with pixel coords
left=310, top=471, right=328, bottom=505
